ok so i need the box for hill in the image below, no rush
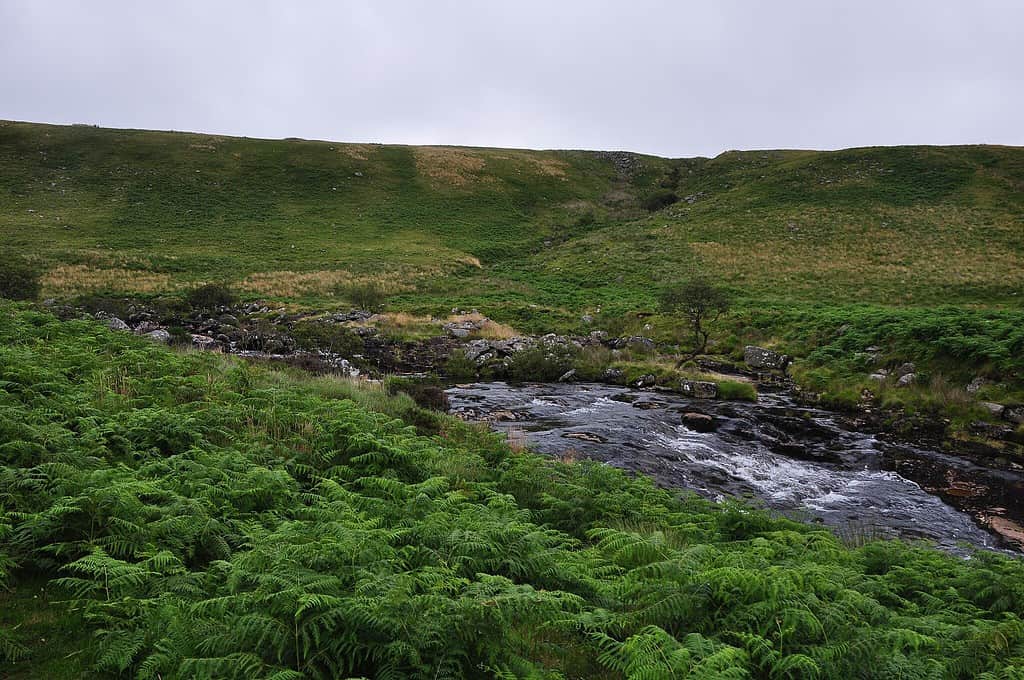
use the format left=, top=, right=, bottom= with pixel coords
left=2, top=119, right=1023, bottom=429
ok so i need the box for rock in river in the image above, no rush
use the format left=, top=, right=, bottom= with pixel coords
left=744, top=345, right=790, bottom=371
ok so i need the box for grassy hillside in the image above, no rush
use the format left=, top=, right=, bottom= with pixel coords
left=3, top=304, right=1024, bottom=679
left=2, top=120, right=1023, bottom=422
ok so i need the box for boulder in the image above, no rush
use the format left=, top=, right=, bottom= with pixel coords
left=679, top=380, right=718, bottom=399
left=218, top=314, right=240, bottom=326
left=895, top=362, right=916, bottom=377
left=681, top=412, right=717, bottom=432
left=106, top=317, right=130, bottom=331
left=563, top=432, right=606, bottom=443
left=980, top=402, right=1005, bottom=418
left=1005, top=406, right=1024, bottom=425
left=868, top=372, right=888, bottom=382
left=634, top=374, right=657, bottom=388
left=615, top=336, right=655, bottom=352
left=743, top=345, right=790, bottom=371
left=557, top=369, right=578, bottom=383
left=896, top=373, right=917, bottom=387
left=144, top=329, right=172, bottom=344
left=966, top=376, right=989, bottom=394
left=190, top=334, right=219, bottom=350
left=602, top=367, right=624, bottom=382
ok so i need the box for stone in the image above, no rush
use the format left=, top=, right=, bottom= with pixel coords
left=681, top=412, right=717, bottom=432
left=966, top=376, right=989, bottom=394
left=588, top=330, right=608, bottom=343
left=1005, top=406, right=1024, bottom=425
left=557, top=369, right=578, bottom=383
left=896, top=373, right=917, bottom=387
left=563, top=431, right=606, bottom=443
left=868, top=372, right=888, bottom=382
left=581, top=314, right=594, bottom=324
left=106, top=317, right=130, bottom=331
left=679, top=380, right=718, bottom=399
left=218, top=314, right=240, bottom=326
left=743, top=345, right=790, bottom=371
left=634, top=374, right=657, bottom=388
left=602, top=367, right=624, bottom=382
left=632, top=401, right=661, bottom=410
left=190, top=334, right=219, bottom=350
left=895, top=362, right=916, bottom=377
left=980, top=402, right=1005, bottom=418
left=144, top=329, right=172, bottom=344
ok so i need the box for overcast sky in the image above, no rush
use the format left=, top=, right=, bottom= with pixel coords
left=2, top=1, right=1021, bottom=157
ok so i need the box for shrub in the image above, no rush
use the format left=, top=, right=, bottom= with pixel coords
left=444, top=349, right=478, bottom=381
left=185, top=282, right=236, bottom=312
left=508, top=343, right=578, bottom=382
left=0, top=255, right=41, bottom=301
left=641, top=189, right=679, bottom=212
left=384, top=376, right=450, bottom=412
left=335, top=281, right=386, bottom=311
left=290, top=320, right=363, bottom=356
left=717, top=380, right=757, bottom=401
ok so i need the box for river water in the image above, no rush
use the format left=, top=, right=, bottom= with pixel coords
left=447, top=382, right=1024, bottom=553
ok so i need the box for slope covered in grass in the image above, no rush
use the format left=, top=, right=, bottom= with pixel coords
left=2, top=305, right=1024, bottom=679
left=2, top=119, right=1023, bottom=429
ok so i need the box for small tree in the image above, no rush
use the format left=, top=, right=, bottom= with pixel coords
left=0, top=255, right=42, bottom=301
left=659, top=277, right=730, bottom=362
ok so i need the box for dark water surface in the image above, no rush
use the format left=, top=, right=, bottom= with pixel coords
left=447, top=382, right=1024, bottom=553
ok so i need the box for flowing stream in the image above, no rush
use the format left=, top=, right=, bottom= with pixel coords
left=447, top=382, right=1024, bottom=553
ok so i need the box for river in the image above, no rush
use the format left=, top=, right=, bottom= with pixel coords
left=447, top=381, right=1024, bottom=554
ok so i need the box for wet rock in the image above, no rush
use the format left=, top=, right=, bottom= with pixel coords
left=681, top=412, right=716, bottom=432
left=970, top=420, right=1014, bottom=440
left=986, top=516, right=1024, bottom=549
left=634, top=374, right=657, bottom=388
left=632, top=400, right=661, bottom=410
left=557, top=369, right=578, bottom=383
left=106, top=317, right=130, bottom=331
left=144, top=329, right=172, bottom=344
left=602, top=367, right=624, bottom=382
left=744, top=345, right=790, bottom=371
left=563, top=431, right=606, bottom=443
left=679, top=380, right=718, bottom=399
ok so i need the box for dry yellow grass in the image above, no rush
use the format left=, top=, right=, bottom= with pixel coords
left=337, top=143, right=377, bottom=161
left=42, top=265, right=178, bottom=296
left=446, top=312, right=518, bottom=339
left=238, top=270, right=418, bottom=297
left=413, top=147, right=489, bottom=187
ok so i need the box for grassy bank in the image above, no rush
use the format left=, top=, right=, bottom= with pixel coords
left=2, top=119, right=1023, bottom=439
left=4, top=306, right=1024, bottom=678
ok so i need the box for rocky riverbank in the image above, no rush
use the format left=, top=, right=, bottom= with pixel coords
left=49, top=297, right=1024, bottom=466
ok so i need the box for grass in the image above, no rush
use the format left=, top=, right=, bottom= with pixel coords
left=2, top=120, right=1023, bottom=433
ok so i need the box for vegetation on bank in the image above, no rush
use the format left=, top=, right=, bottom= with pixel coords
left=3, top=305, right=1024, bottom=678
left=2, top=120, right=1022, bottom=435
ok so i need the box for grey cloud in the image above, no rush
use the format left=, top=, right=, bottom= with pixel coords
left=1, top=0, right=1021, bottom=156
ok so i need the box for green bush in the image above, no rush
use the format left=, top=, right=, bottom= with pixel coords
left=640, top=189, right=679, bottom=212
left=290, top=319, right=363, bottom=356
left=508, top=343, right=578, bottom=382
left=335, top=281, right=386, bottom=311
left=0, top=255, right=41, bottom=301
left=717, top=379, right=757, bottom=401
left=184, top=282, right=236, bottom=312
left=444, top=349, right=478, bottom=381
